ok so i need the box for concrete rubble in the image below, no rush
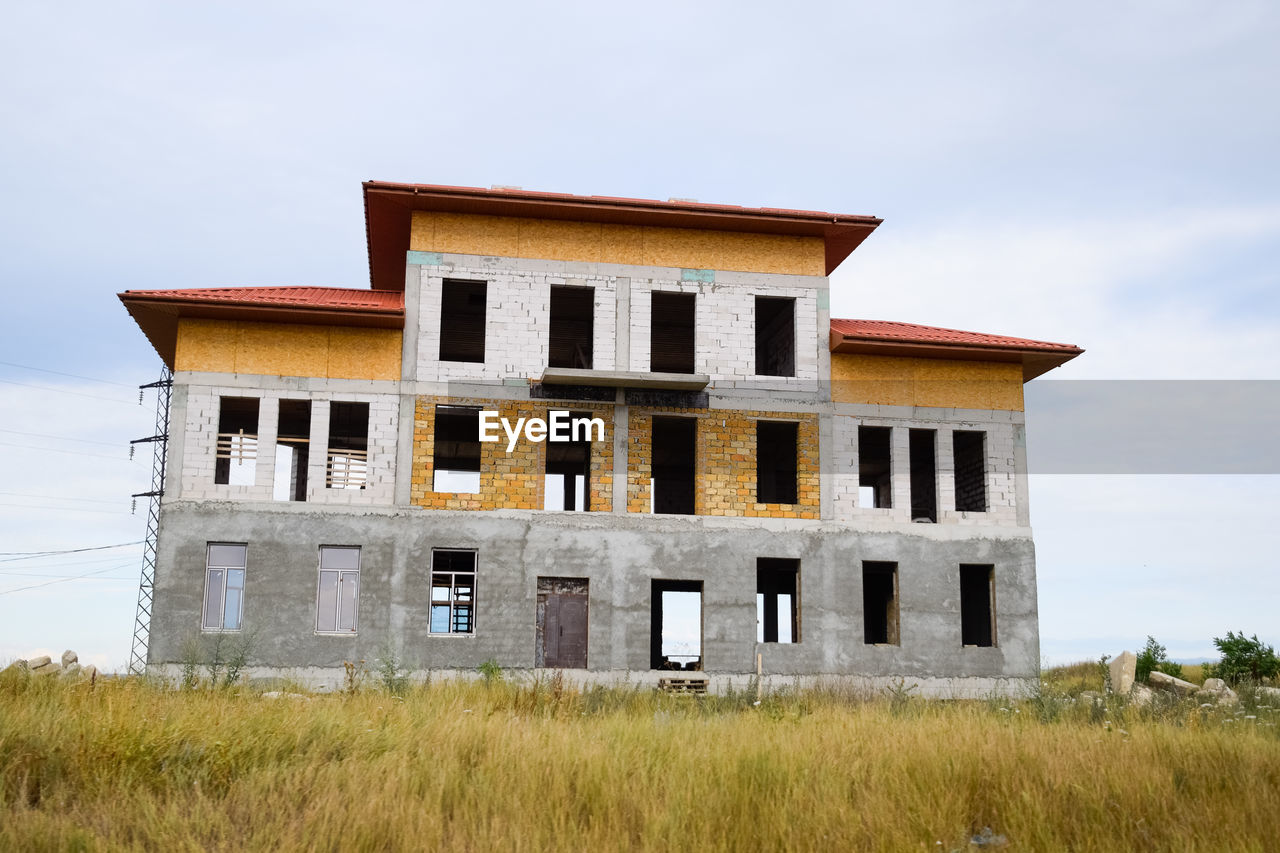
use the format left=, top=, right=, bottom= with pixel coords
left=1147, top=670, right=1200, bottom=696
left=1109, top=651, right=1136, bottom=696
left=2, top=650, right=99, bottom=682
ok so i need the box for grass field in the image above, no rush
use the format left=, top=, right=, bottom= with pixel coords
left=2, top=666, right=1278, bottom=852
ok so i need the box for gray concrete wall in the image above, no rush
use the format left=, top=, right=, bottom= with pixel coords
left=150, top=501, right=1038, bottom=687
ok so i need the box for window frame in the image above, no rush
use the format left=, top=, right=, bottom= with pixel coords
left=315, top=546, right=361, bottom=635
left=429, top=549, right=477, bottom=636
left=201, top=543, right=247, bottom=632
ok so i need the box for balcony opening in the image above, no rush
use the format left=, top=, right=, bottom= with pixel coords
left=650, top=416, right=696, bottom=515
left=953, top=430, right=987, bottom=512
left=960, top=564, right=996, bottom=647
left=433, top=406, right=481, bottom=494
left=439, top=279, right=487, bottom=363
left=545, top=410, right=591, bottom=511
left=549, top=286, right=594, bottom=369
left=862, top=561, right=899, bottom=645
left=651, top=579, right=702, bottom=670
left=757, top=558, right=799, bottom=643
left=858, top=426, right=892, bottom=508
left=215, top=396, right=259, bottom=486
left=909, top=428, right=937, bottom=522
left=273, top=399, right=311, bottom=501
left=650, top=291, right=695, bottom=374
left=756, top=420, right=798, bottom=505
left=754, top=296, right=795, bottom=377
left=326, top=402, right=369, bottom=490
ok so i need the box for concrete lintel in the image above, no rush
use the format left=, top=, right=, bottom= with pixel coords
left=539, top=367, right=710, bottom=391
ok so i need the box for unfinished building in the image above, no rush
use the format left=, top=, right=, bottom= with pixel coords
left=119, top=182, right=1082, bottom=695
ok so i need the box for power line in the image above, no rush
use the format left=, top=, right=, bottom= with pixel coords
left=0, top=571, right=136, bottom=580
left=0, top=553, right=148, bottom=573
left=0, top=377, right=138, bottom=405
left=0, top=428, right=126, bottom=448
left=0, top=501, right=131, bottom=516
left=0, top=541, right=143, bottom=560
left=0, top=491, right=122, bottom=505
left=0, top=562, right=139, bottom=596
left=0, top=359, right=136, bottom=388
left=0, top=440, right=136, bottom=462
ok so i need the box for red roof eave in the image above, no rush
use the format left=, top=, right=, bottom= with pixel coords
left=362, top=181, right=882, bottom=290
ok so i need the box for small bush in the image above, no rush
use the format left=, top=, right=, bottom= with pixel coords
left=477, top=658, right=503, bottom=686
left=1136, top=636, right=1183, bottom=682
left=1207, top=631, right=1279, bottom=685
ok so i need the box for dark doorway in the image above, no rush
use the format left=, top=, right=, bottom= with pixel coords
left=651, top=416, right=696, bottom=514
left=862, top=561, right=899, bottom=645
left=756, top=421, right=799, bottom=504
left=757, top=558, right=799, bottom=643
left=537, top=577, right=589, bottom=668
left=650, top=291, right=696, bottom=374
left=549, top=286, right=594, bottom=369
left=754, top=296, right=795, bottom=376
left=909, top=428, right=937, bottom=522
left=960, top=564, right=996, bottom=647
left=650, top=579, right=702, bottom=670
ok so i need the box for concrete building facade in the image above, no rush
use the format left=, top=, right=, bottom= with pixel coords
left=120, top=182, right=1082, bottom=695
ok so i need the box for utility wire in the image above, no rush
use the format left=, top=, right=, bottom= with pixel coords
left=0, top=428, right=126, bottom=448
left=0, top=359, right=135, bottom=388
left=0, top=553, right=148, bottom=574
left=0, top=440, right=136, bottom=462
left=0, top=501, right=131, bottom=515
left=0, top=491, right=122, bottom=506
left=0, top=377, right=138, bottom=405
left=0, top=541, right=143, bottom=560
left=0, top=562, right=139, bottom=596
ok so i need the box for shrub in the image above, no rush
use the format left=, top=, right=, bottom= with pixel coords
left=1207, top=631, right=1279, bottom=685
left=1135, top=636, right=1183, bottom=682
left=477, top=658, right=503, bottom=686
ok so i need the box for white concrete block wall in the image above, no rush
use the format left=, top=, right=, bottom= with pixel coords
left=829, top=414, right=1021, bottom=527
left=416, top=265, right=619, bottom=382
left=179, top=385, right=398, bottom=507
left=412, top=256, right=820, bottom=383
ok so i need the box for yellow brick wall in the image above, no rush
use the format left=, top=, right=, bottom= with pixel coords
left=409, top=211, right=826, bottom=277
left=174, top=319, right=402, bottom=381
left=410, top=397, right=614, bottom=512
left=626, top=408, right=820, bottom=519
left=830, top=354, right=1024, bottom=411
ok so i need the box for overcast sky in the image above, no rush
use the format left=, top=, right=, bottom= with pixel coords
left=2, top=1, right=1277, bottom=670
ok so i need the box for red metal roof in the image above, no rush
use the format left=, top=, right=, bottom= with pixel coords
left=118, top=286, right=404, bottom=369
left=829, top=318, right=1084, bottom=381
left=830, top=318, right=1082, bottom=354
left=363, top=181, right=882, bottom=289
left=121, top=286, right=403, bottom=312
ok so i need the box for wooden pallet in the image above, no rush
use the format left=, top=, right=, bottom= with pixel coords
left=658, top=677, right=708, bottom=695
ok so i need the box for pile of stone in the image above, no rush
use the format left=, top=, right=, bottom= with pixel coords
left=2, top=650, right=99, bottom=681
left=1107, top=650, right=1245, bottom=706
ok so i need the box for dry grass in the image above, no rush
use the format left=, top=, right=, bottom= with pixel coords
left=2, top=670, right=1279, bottom=852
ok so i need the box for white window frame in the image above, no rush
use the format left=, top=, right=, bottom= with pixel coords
left=202, top=543, right=247, bottom=632
left=429, top=549, right=476, bottom=635
left=316, top=546, right=361, bottom=635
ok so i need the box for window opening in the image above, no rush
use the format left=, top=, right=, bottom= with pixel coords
left=215, top=397, right=259, bottom=486
left=960, top=564, right=996, bottom=647
left=549, top=286, right=594, bottom=369
left=858, top=426, right=892, bottom=508
left=326, top=402, right=369, bottom=489
left=439, top=279, right=487, bottom=363
left=273, top=399, right=311, bottom=501
left=316, top=546, right=360, bottom=633
left=757, top=558, right=799, bottom=643
left=650, top=579, right=702, bottom=670
left=650, top=291, right=695, bottom=374
left=650, top=416, right=695, bottom=514
left=953, top=430, right=987, bottom=512
left=754, top=296, right=795, bottom=376
left=431, top=550, right=476, bottom=634
left=909, top=428, right=937, bottom=522
left=433, top=406, right=481, bottom=493
left=202, top=543, right=246, bottom=631
left=756, top=421, right=799, bottom=504
left=545, top=411, right=591, bottom=511
left=862, top=561, right=899, bottom=645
